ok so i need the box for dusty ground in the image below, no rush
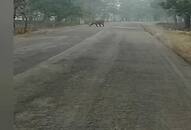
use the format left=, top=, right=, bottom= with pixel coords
left=15, top=23, right=191, bottom=130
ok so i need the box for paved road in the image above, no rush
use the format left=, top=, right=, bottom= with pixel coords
left=14, top=25, right=102, bottom=75
left=15, top=23, right=191, bottom=130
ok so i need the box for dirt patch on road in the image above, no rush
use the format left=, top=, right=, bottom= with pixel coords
left=143, top=25, right=191, bottom=64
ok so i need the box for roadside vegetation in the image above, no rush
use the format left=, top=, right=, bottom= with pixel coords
left=155, top=0, right=191, bottom=63
left=166, top=31, right=191, bottom=63
left=141, top=0, right=191, bottom=63
left=150, top=0, right=191, bottom=31
left=143, top=24, right=191, bottom=64
left=157, top=0, right=191, bottom=30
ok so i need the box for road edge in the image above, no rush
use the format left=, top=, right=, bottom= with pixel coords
left=142, top=24, right=191, bottom=65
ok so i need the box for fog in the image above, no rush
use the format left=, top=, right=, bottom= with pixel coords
left=14, top=0, right=191, bottom=32
left=76, top=0, right=167, bottom=22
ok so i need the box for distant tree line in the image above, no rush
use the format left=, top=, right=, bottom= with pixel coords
left=14, top=0, right=165, bottom=33
left=13, top=0, right=120, bottom=33
left=14, top=0, right=190, bottom=33
left=158, top=0, right=191, bottom=29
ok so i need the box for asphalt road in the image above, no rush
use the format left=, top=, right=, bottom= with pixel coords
left=14, top=23, right=191, bottom=130
left=14, top=25, right=102, bottom=75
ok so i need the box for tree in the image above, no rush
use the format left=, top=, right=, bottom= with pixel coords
left=14, top=0, right=30, bottom=32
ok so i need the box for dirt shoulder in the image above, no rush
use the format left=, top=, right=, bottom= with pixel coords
left=143, top=24, right=191, bottom=64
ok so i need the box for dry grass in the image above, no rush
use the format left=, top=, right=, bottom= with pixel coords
left=166, top=31, right=191, bottom=63
left=143, top=24, right=191, bottom=64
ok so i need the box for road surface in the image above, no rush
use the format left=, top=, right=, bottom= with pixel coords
left=14, top=23, right=191, bottom=130
left=14, top=25, right=102, bottom=75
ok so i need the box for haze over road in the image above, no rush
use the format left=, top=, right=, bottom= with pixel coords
left=15, top=23, right=191, bottom=130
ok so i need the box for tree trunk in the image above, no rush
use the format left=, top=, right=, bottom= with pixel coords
left=13, top=8, right=17, bottom=33
left=43, top=14, right=49, bottom=22
left=184, top=14, right=190, bottom=29
left=13, top=19, right=16, bottom=34
left=174, top=15, right=177, bottom=25
left=23, top=14, right=28, bottom=33
left=56, top=16, right=62, bottom=22
left=173, top=15, right=178, bottom=30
